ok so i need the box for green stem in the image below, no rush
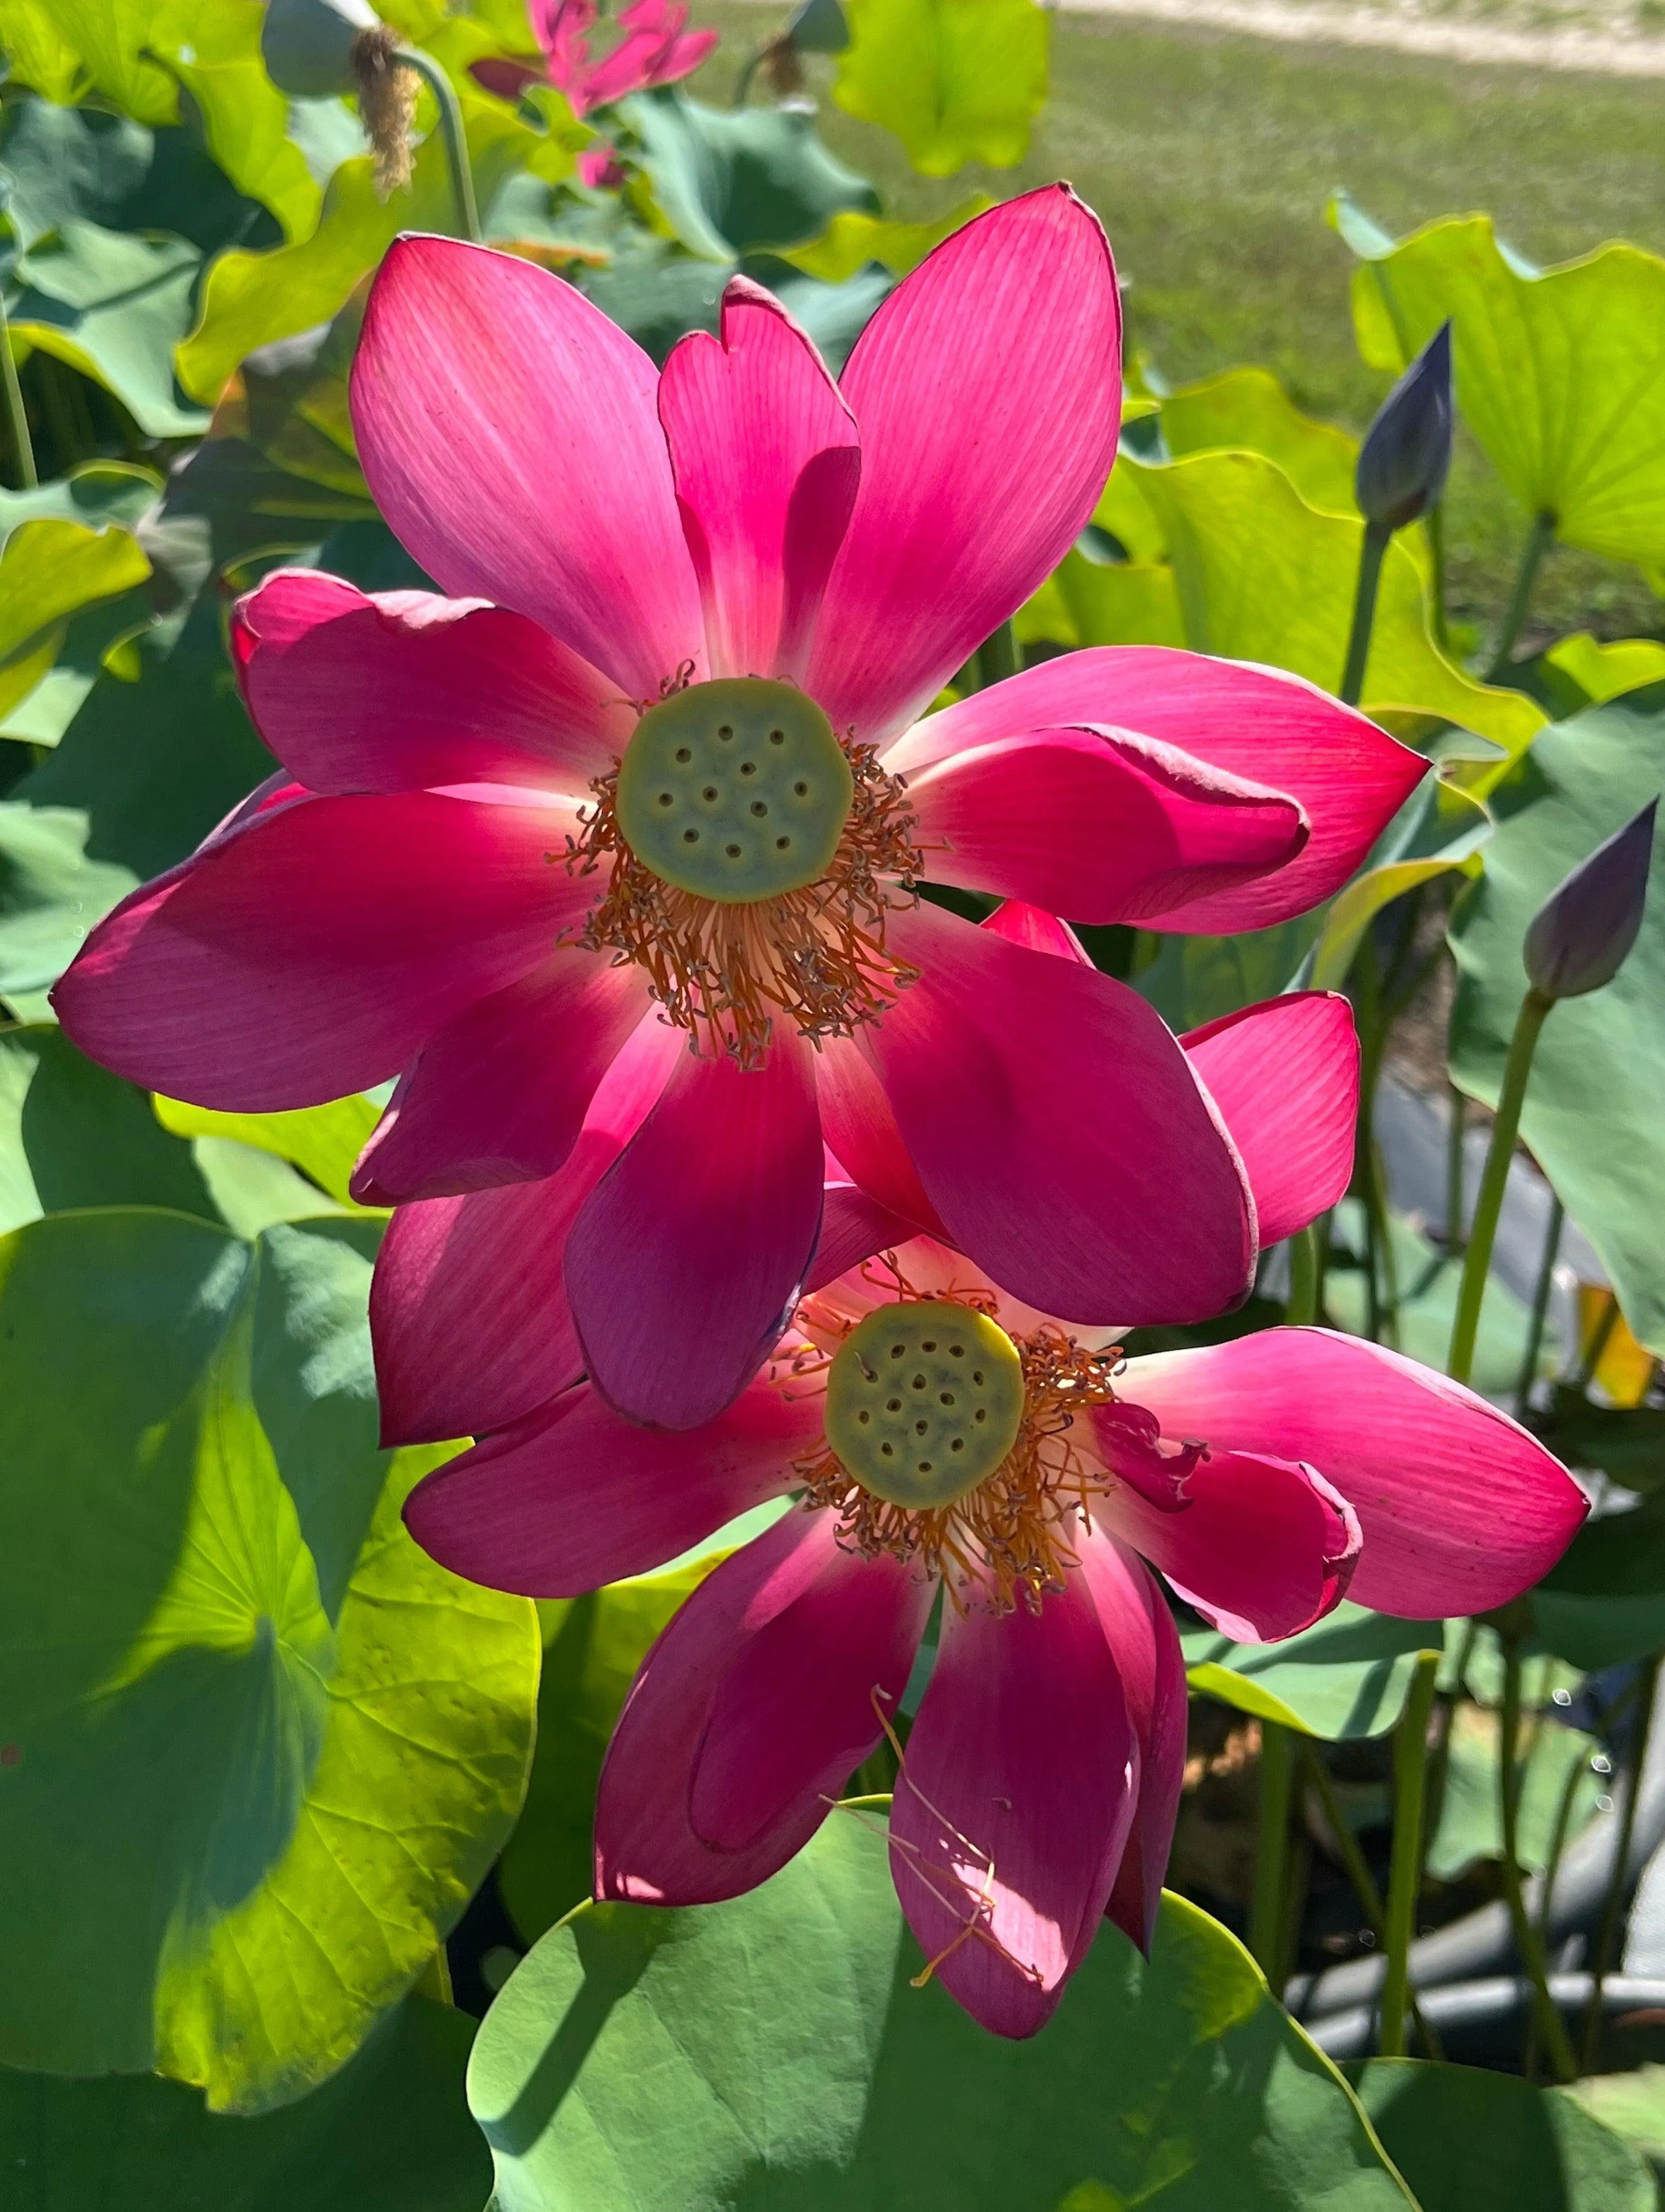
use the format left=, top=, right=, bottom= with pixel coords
left=1379, top=1651, right=1441, bottom=2057
left=1499, top=1632, right=1580, bottom=2081
left=1515, top=1194, right=1564, bottom=1417
left=1301, top=1743, right=1441, bottom=2057
left=414, top=1946, right=454, bottom=2005
left=1340, top=520, right=1391, bottom=708
left=1446, top=1082, right=1466, bottom=1255
left=1582, top=1655, right=1661, bottom=2073
left=1487, top=511, right=1555, bottom=681
left=1425, top=501, right=1450, bottom=651
left=398, top=48, right=482, bottom=244
left=732, top=46, right=765, bottom=104
left=1526, top=1738, right=1589, bottom=2080
left=1251, top=1720, right=1295, bottom=1984
left=0, top=295, right=37, bottom=490
left=1286, top=1225, right=1320, bottom=1326
left=977, top=618, right=1018, bottom=689
left=1447, top=987, right=1553, bottom=1388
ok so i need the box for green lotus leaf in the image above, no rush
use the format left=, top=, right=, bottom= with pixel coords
left=1448, top=685, right=1665, bottom=1357
left=1347, top=2059, right=1654, bottom=2211
left=39, top=0, right=179, bottom=126
left=472, top=1815, right=1412, bottom=2210
left=779, top=193, right=994, bottom=283
left=623, top=90, right=879, bottom=265
left=0, top=1206, right=537, bottom=2112
left=1336, top=200, right=1665, bottom=575
left=0, top=0, right=88, bottom=104
left=0, top=514, right=152, bottom=723
left=153, top=1093, right=383, bottom=1210
left=0, top=1996, right=492, bottom=2210
left=1543, top=632, right=1665, bottom=712
left=1424, top=1703, right=1602, bottom=1881
left=1161, top=363, right=1360, bottom=516
left=1183, top=1603, right=1444, bottom=1741
left=9, top=220, right=211, bottom=437
left=834, top=0, right=1048, bottom=177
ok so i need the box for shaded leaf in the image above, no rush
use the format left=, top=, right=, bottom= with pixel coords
left=1449, top=687, right=1665, bottom=1358
left=1534, top=1491, right=1665, bottom=1671
left=472, top=1816, right=1412, bottom=2209
left=1425, top=1703, right=1601, bottom=1880
left=1307, top=773, right=1491, bottom=992
left=1183, top=1602, right=1444, bottom=1741
left=0, top=800, right=138, bottom=1021
left=834, top=0, right=1048, bottom=177
left=9, top=220, right=210, bottom=437
left=0, top=1208, right=538, bottom=2111
left=624, top=90, right=878, bottom=263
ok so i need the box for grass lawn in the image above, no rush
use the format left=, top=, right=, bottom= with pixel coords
left=689, top=6, right=1665, bottom=641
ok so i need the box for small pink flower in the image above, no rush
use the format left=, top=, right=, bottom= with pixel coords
left=539, top=0, right=717, bottom=116
left=576, top=140, right=628, bottom=190
left=400, top=984, right=1586, bottom=2038
left=54, top=193, right=1425, bottom=1432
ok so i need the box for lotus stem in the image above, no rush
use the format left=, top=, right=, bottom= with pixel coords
left=1339, top=519, right=1389, bottom=709
left=1574, top=1292, right=1622, bottom=1398
left=1515, top=1192, right=1564, bottom=1417
left=1425, top=500, right=1449, bottom=650
left=0, top=296, right=36, bottom=490
left=1445, top=1079, right=1466, bottom=1254
left=1581, top=1654, right=1661, bottom=2072
left=1285, top=1225, right=1320, bottom=1326
left=1525, top=1734, right=1590, bottom=2079
left=397, top=47, right=482, bottom=244
left=1379, top=1649, right=1440, bottom=2056
left=1487, top=510, right=1555, bottom=681
left=1251, top=1719, right=1295, bottom=1981
left=1302, top=1740, right=1441, bottom=2056
left=1499, top=1630, right=1580, bottom=2081
left=1447, top=986, right=1553, bottom=1388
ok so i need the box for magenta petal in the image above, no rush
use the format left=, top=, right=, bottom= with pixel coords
left=867, top=903, right=1255, bottom=1324
left=1182, top=993, right=1359, bottom=1247
left=659, top=277, right=859, bottom=681
left=908, top=726, right=1306, bottom=925
left=887, top=647, right=1426, bottom=930
left=979, top=901, right=1094, bottom=965
left=805, top=1181, right=919, bottom=1294
left=351, top=952, right=651, bottom=1203
left=402, top=1374, right=821, bottom=1597
left=808, top=188, right=1121, bottom=747
left=1076, top=1528, right=1187, bottom=1954
left=1121, top=1329, right=1588, bottom=1618
left=891, top=1566, right=1137, bottom=2038
left=1098, top=1426, right=1361, bottom=1641
left=595, top=1509, right=928, bottom=1902
left=815, top=1036, right=947, bottom=1237
left=53, top=791, right=590, bottom=1109
left=567, top=1031, right=825, bottom=1429
left=351, top=236, right=703, bottom=698
left=234, top=570, right=633, bottom=795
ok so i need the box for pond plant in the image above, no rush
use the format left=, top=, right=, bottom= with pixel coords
left=2, top=1, right=1665, bottom=2206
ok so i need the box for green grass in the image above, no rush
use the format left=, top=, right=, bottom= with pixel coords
left=689, top=7, right=1665, bottom=642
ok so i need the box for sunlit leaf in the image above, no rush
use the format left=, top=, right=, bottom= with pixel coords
left=41, top=0, right=179, bottom=126
left=1184, top=1604, right=1443, bottom=1741
left=154, top=0, right=323, bottom=242
left=0, top=1208, right=537, bottom=2112
left=1449, top=684, right=1665, bottom=1357
left=1425, top=1703, right=1601, bottom=1881
left=1308, top=773, right=1491, bottom=991
left=1161, top=364, right=1360, bottom=516
left=834, top=0, right=1048, bottom=177
left=472, top=1816, right=1412, bottom=2209
left=0, top=1996, right=492, bottom=2210
left=1324, top=1206, right=1536, bottom=1399
left=780, top=193, right=993, bottom=283
left=1543, top=632, right=1665, bottom=712
left=153, top=1093, right=383, bottom=1210
left=1568, top=2067, right=1665, bottom=2179
left=1348, top=2059, right=1654, bottom=2212
left=1335, top=200, right=1665, bottom=574
left=0, top=0, right=88, bottom=104
left=0, top=515, right=151, bottom=725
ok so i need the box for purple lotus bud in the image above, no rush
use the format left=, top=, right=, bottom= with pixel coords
left=1524, top=798, right=1657, bottom=1000
left=1355, top=320, right=1453, bottom=533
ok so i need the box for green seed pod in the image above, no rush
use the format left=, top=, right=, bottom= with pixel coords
left=261, top=0, right=382, bottom=98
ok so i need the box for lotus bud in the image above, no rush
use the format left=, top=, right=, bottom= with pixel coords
left=786, top=0, right=850, bottom=50
left=1524, top=797, right=1657, bottom=1000
left=1355, top=319, right=1453, bottom=533
left=262, top=0, right=415, bottom=197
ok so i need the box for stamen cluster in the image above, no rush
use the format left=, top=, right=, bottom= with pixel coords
left=565, top=728, right=924, bottom=1069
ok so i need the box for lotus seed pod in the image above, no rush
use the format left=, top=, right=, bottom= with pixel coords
left=1524, top=797, right=1658, bottom=1000
left=1355, top=319, right=1454, bottom=533
left=261, top=0, right=382, bottom=98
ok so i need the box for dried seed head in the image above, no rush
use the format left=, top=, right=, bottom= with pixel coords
left=353, top=26, right=417, bottom=198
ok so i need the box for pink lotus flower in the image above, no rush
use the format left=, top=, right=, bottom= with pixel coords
left=53, top=192, right=1425, bottom=1432
left=400, top=978, right=1587, bottom=2038
left=472, top=0, right=717, bottom=115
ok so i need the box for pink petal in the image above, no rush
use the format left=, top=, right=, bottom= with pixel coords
left=908, top=726, right=1307, bottom=925
left=807, top=189, right=1121, bottom=747
left=659, top=278, right=859, bottom=683
left=1121, top=1329, right=1588, bottom=1618
left=1182, top=993, right=1358, bottom=1247
left=805, top=1181, right=918, bottom=1294
left=595, top=1508, right=929, bottom=1902
left=815, top=1036, right=947, bottom=1238
left=52, top=791, right=591, bottom=1110
left=233, top=571, right=633, bottom=795
left=566, top=1030, right=825, bottom=1429
left=886, top=648, right=1426, bottom=929
left=890, top=1565, right=1137, bottom=2038
left=980, top=901, right=1093, bottom=964
left=1075, top=1528, right=1187, bottom=1954
left=371, top=1014, right=681, bottom=1444
left=577, top=0, right=716, bottom=107
left=351, top=236, right=704, bottom=698
left=403, top=1373, right=821, bottom=1596
left=1097, top=1426, right=1361, bottom=1641
left=864, top=903, right=1256, bottom=1324
left=351, top=951, right=651, bottom=1203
